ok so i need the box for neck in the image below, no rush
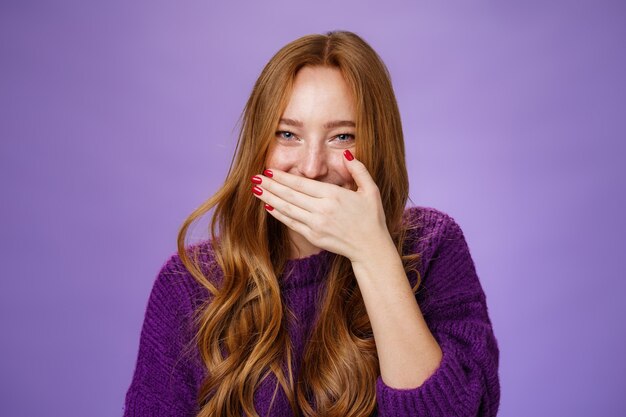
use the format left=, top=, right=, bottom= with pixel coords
left=287, top=230, right=323, bottom=259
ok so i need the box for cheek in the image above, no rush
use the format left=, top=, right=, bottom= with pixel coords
left=329, top=154, right=353, bottom=183
left=265, top=146, right=296, bottom=170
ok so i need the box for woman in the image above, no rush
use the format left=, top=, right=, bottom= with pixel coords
left=124, top=30, right=500, bottom=417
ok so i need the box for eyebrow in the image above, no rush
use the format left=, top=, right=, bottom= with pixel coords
left=279, top=118, right=356, bottom=129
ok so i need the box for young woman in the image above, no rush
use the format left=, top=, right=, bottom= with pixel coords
left=124, top=30, right=500, bottom=417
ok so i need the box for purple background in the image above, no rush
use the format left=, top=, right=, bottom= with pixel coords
left=1, top=1, right=625, bottom=416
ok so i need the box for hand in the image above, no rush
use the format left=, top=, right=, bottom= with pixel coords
left=251, top=151, right=394, bottom=263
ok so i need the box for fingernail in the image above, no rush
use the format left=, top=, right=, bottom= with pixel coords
left=252, top=185, right=263, bottom=196
left=264, top=203, right=274, bottom=211
left=251, top=175, right=262, bottom=184
left=343, top=150, right=354, bottom=161
left=263, top=169, right=273, bottom=178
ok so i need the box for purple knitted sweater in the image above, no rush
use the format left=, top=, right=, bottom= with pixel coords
left=123, top=206, right=500, bottom=416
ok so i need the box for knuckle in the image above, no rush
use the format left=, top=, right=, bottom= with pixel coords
left=281, top=187, right=293, bottom=200
left=308, top=228, right=322, bottom=243
left=316, top=215, right=332, bottom=231
left=309, top=216, right=323, bottom=233
left=319, top=201, right=333, bottom=216
left=281, top=203, right=294, bottom=217
left=294, top=176, right=305, bottom=190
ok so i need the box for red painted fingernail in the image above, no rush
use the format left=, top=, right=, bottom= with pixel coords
left=263, top=169, right=273, bottom=178
left=264, top=203, right=274, bottom=211
left=251, top=175, right=262, bottom=184
left=343, top=150, right=354, bottom=161
left=252, top=185, right=263, bottom=196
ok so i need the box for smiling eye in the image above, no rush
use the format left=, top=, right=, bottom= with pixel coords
left=276, top=131, right=296, bottom=140
left=335, top=133, right=355, bottom=142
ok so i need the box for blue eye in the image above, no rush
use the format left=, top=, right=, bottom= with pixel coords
left=276, top=131, right=295, bottom=140
left=335, top=133, right=355, bottom=142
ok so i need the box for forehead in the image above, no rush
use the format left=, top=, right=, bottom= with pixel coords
left=281, top=66, right=355, bottom=122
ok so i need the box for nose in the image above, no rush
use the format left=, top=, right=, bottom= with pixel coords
left=297, top=144, right=328, bottom=179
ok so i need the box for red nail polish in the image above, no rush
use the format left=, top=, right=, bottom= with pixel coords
left=251, top=175, right=262, bottom=184
left=264, top=203, right=274, bottom=211
left=343, top=150, right=354, bottom=161
left=252, top=185, right=263, bottom=196
left=263, top=169, right=273, bottom=178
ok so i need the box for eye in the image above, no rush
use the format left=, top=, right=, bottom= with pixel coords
left=334, top=133, right=355, bottom=143
left=276, top=130, right=297, bottom=140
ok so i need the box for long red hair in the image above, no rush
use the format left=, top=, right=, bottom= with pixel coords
left=177, top=30, right=420, bottom=417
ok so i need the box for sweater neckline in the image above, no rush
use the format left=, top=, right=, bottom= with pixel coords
left=281, top=249, right=334, bottom=289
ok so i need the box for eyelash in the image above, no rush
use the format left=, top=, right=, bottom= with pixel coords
left=275, top=130, right=355, bottom=142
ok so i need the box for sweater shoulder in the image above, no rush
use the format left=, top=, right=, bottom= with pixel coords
left=151, top=240, right=219, bottom=314
left=401, top=206, right=471, bottom=280
left=402, top=206, right=462, bottom=250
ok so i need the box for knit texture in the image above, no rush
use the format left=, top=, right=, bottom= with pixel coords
left=123, top=206, right=500, bottom=416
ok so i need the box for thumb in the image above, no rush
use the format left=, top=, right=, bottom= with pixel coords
left=342, top=150, right=375, bottom=191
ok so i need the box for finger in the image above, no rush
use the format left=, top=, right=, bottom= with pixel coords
left=264, top=169, right=334, bottom=198
left=251, top=185, right=313, bottom=226
left=342, top=150, right=377, bottom=191
left=257, top=176, right=320, bottom=212
left=263, top=200, right=312, bottom=239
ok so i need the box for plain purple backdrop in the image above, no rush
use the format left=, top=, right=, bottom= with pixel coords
left=1, top=1, right=625, bottom=416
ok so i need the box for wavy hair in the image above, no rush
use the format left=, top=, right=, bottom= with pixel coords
left=177, top=30, right=421, bottom=417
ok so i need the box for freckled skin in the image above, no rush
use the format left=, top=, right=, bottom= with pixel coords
left=262, top=66, right=358, bottom=257
left=265, top=66, right=357, bottom=189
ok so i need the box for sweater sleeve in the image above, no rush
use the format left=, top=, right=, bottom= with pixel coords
left=123, top=254, right=202, bottom=417
left=375, top=211, right=500, bottom=417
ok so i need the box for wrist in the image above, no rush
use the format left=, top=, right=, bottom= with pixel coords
left=350, top=235, right=402, bottom=276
